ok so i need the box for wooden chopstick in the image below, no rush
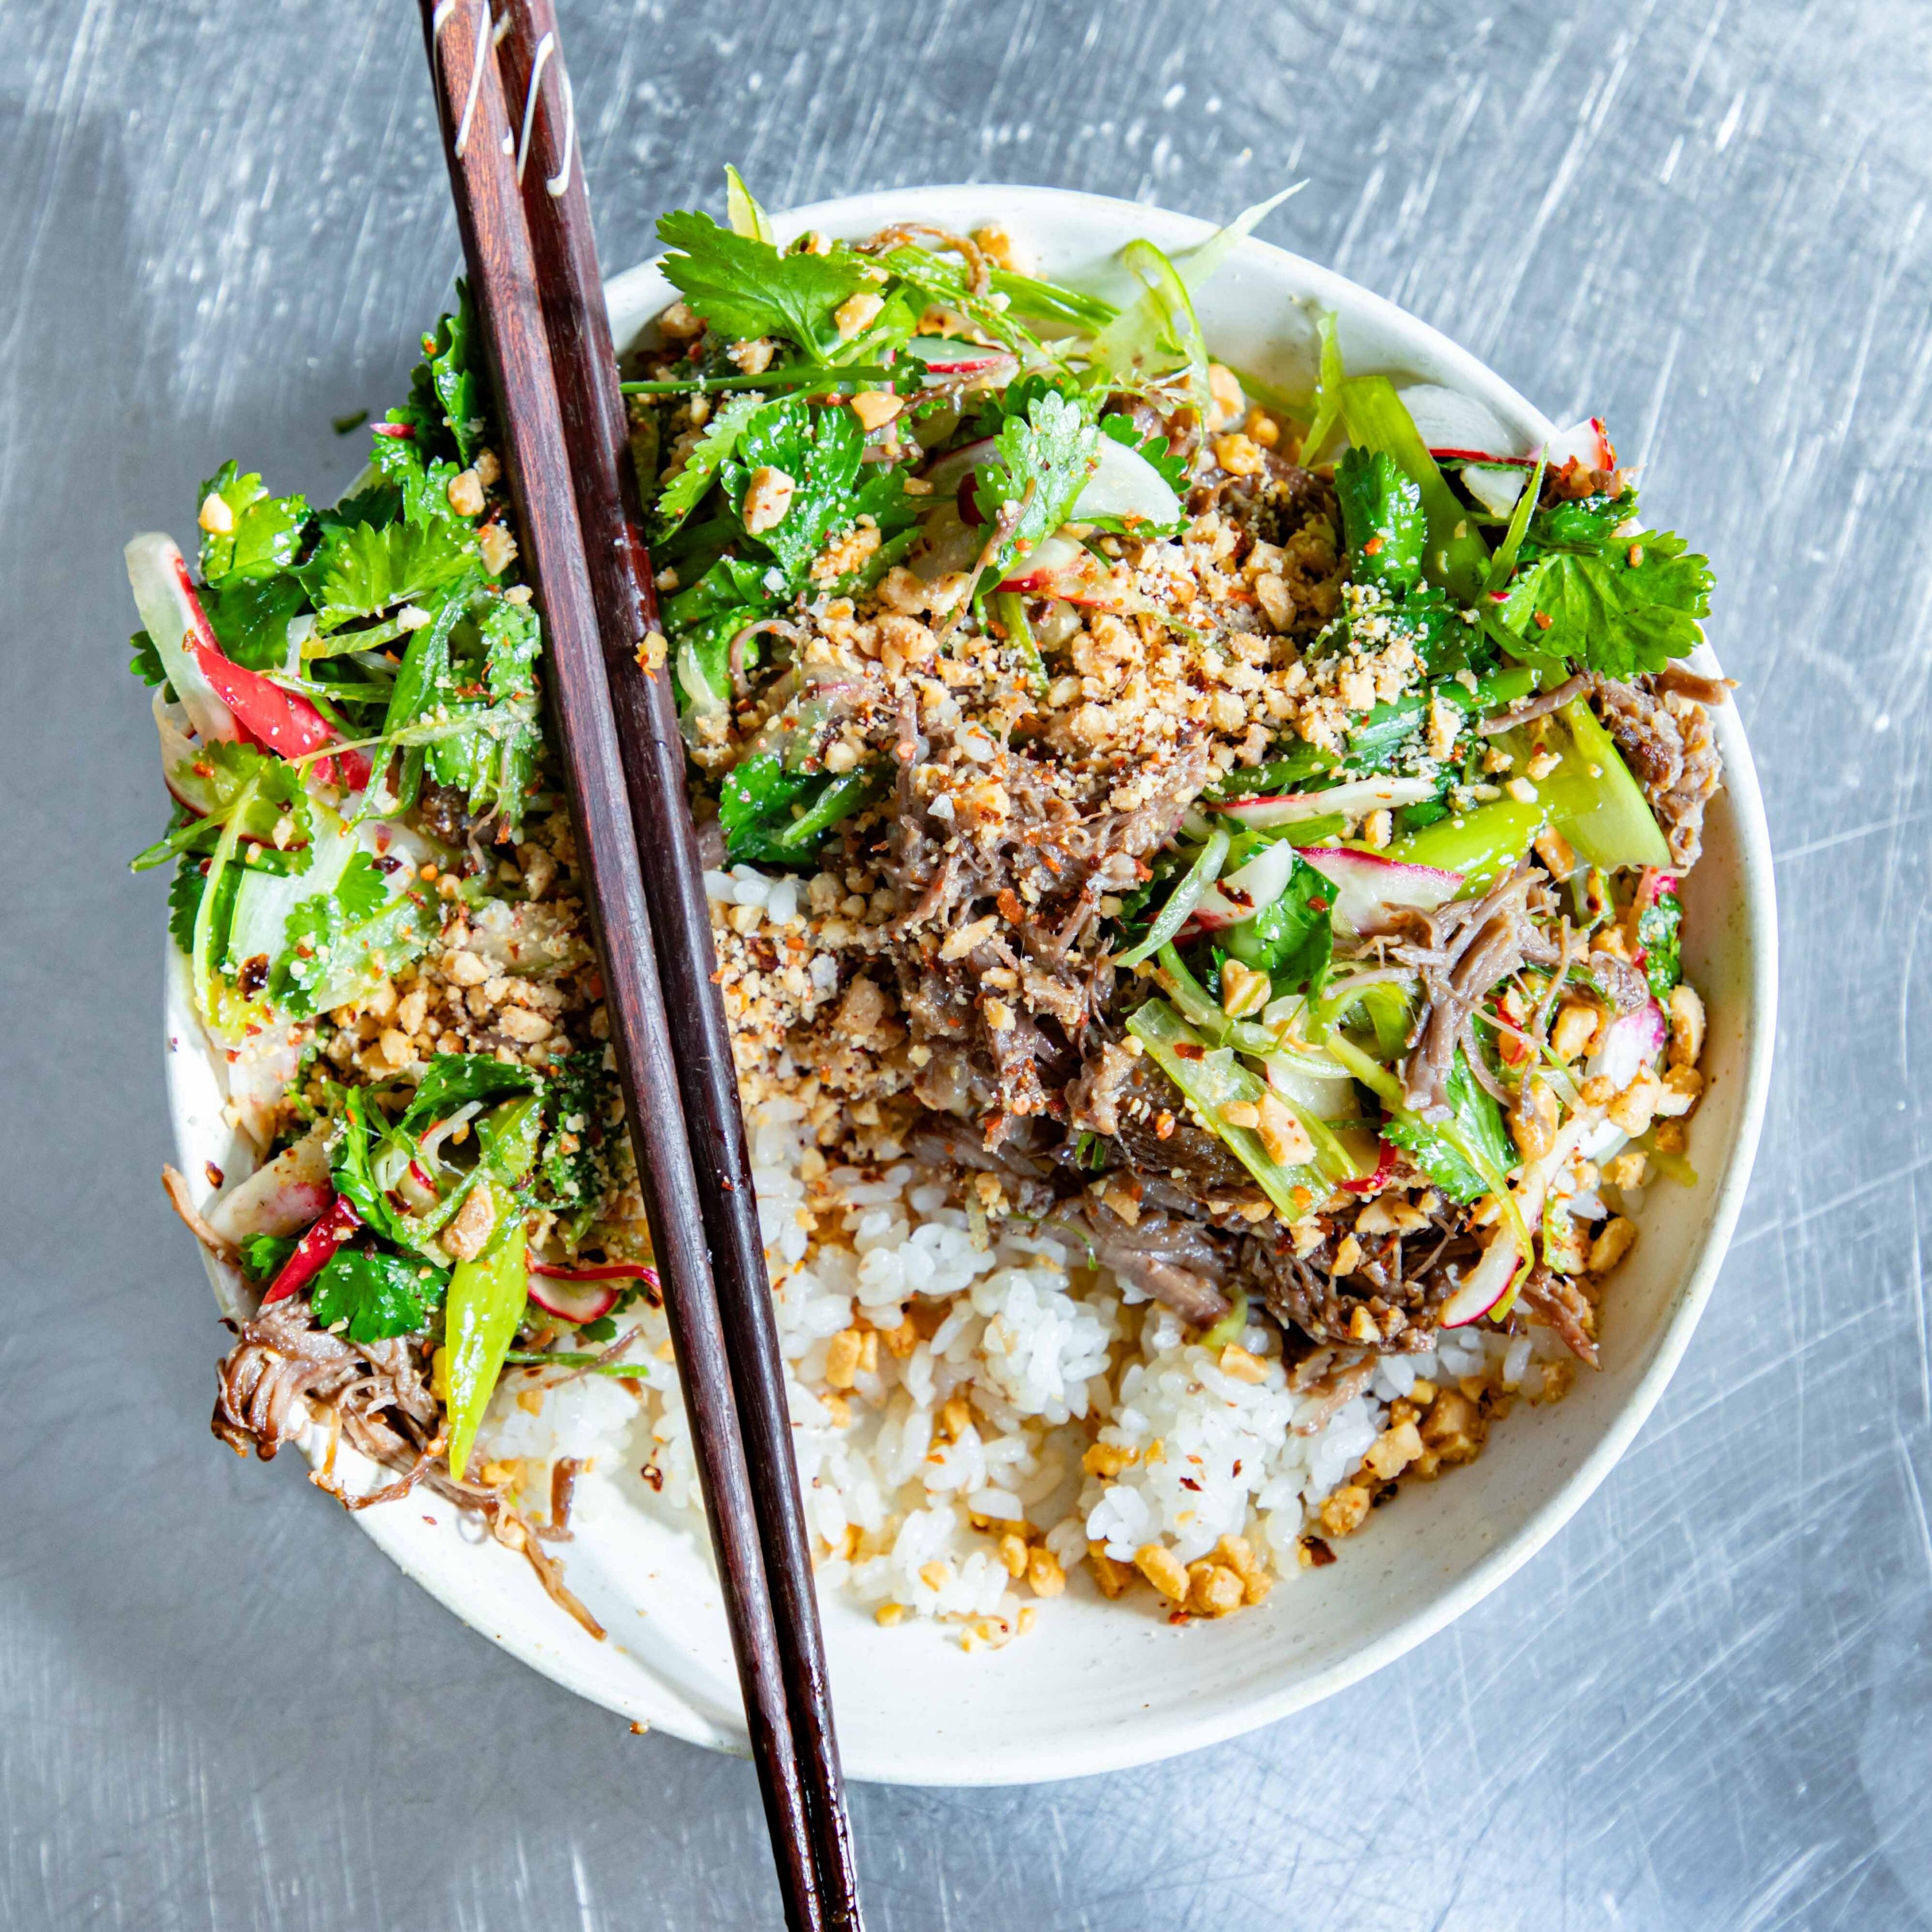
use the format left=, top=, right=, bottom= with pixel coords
left=416, top=10, right=838, bottom=1929
left=491, top=6, right=864, bottom=1924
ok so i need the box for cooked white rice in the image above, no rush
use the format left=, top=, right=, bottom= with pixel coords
left=480, top=995, right=1577, bottom=1630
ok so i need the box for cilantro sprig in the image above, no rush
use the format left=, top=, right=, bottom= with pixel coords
left=1497, top=498, right=1713, bottom=680
left=656, top=211, right=878, bottom=362
left=970, top=390, right=1100, bottom=583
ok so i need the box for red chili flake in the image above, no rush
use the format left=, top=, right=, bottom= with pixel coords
left=997, top=888, right=1024, bottom=924
left=1362, top=534, right=1386, bottom=556
left=1180, top=1476, right=1201, bottom=1491
left=1627, top=542, right=1645, bottom=567
left=1533, top=610, right=1554, bottom=631
left=1155, top=1111, right=1175, bottom=1140
left=204, top=1161, right=224, bottom=1188
left=1304, top=1537, right=1337, bottom=1568
left=640, top=1462, right=665, bottom=1492
left=1232, top=1461, right=1243, bottom=1477
left=1309, top=895, right=1330, bottom=914
left=237, top=953, right=270, bottom=998
left=1172, top=1042, right=1205, bottom=1061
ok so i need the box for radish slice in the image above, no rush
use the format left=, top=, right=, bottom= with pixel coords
left=1440, top=1232, right=1518, bottom=1326
left=1398, top=384, right=1525, bottom=466
left=918, top=436, right=998, bottom=501
left=906, top=337, right=1016, bottom=376
left=207, top=1125, right=335, bottom=1242
left=1544, top=417, right=1617, bottom=472
left=1460, top=462, right=1528, bottom=516
left=1337, top=1138, right=1398, bottom=1195
left=126, top=532, right=368, bottom=790
left=126, top=532, right=240, bottom=746
left=1184, top=840, right=1298, bottom=933
left=526, top=1269, right=624, bottom=1323
left=1588, top=999, right=1666, bottom=1092
left=1213, top=775, right=1439, bottom=829
left=154, top=691, right=213, bottom=815
left=1440, top=1103, right=1607, bottom=1327
left=1071, top=432, right=1182, bottom=528
left=1294, top=845, right=1463, bottom=935
left=997, top=532, right=1117, bottom=604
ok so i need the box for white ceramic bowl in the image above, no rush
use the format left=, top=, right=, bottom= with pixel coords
left=165, top=185, right=1776, bottom=1785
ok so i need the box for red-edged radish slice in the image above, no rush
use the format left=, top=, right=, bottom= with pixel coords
left=1398, top=384, right=1524, bottom=467
left=1338, top=1138, right=1398, bottom=1195
left=125, top=533, right=369, bottom=790
left=1212, top=775, right=1439, bottom=829
left=526, top=1275, right=620, bottom=1323
left=1440, top=1231, right=1518, bottom=1326
left=207, top=1126, right=335, bottom=1243
left=1543, top=417, right=1617, bottom=471
left=1587, top=999, right=1666, bottom=1092
left=1072, top=432, right=1182, bottom=528
left=263, top=1193, right=363, bottom=1304
left=997, top=532, right=1110, bottom=600
left=906, top=337, right=1016, bottom=376
left=126, top=532, right=240, bottom=746
left=918, top=436, right=997, bottom=501
left=526, top=1261, right=658, bottom=1323
left=1459, top=462, right=1529, bottom=516
left=154, top=691, right=216, bottom=816
left=1182, top=840, right=1298, bottom=934
left=1294, top=845, right=1464, bottom=934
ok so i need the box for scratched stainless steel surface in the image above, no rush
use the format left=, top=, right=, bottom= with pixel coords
left=2, top=0, right=1924, bottom=1923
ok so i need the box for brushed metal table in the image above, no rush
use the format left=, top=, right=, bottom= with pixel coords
left=4, top=1, right=1925, bottom=1924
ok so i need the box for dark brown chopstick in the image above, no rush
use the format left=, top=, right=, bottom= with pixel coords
left=416, top=10, right=836, bottom=1928
left=493, top=8, right=864, bottom=1925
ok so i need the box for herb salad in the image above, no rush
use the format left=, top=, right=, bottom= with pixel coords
left=138, top=172, right=1728, bottom=1626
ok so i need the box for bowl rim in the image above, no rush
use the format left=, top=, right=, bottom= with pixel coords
left=166, top=181, right=1778, bottom=1785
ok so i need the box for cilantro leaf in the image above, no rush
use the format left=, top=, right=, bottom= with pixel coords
left=397, top=1055, right=540, bottom=1138
left=969, top=370, right=1085, bottom=443
left=167, top=855, right=210, bottom=953
left=1639, top=890, right=1682, bottom=1000
left=330, top=1089, right=407, bottom=1245
left=196, top=462, right=310, bottom=583
left=1221, top=853, right=1333, bottom=995
left=720, top=751, right=818, bottom=845
left=240, top=1233, right=298, bottom=1282
left=302, top=519, right=480, bottom=631
left=1500, top=508, right=1713, bottom=680
left=970, top=390, right=1100, bottom=582
left=1336, top=447, right=1426, bottom=597
left=719, top=394, right=866, bottom=581
left=164, top=853, right=241, bottom=966
left=273, top=852, right=437, bottom=1018
left=200, top=571, right=308, bottom=669
left=403, top=290, right=488, bottom=463
left=479, top=596, right=540, bottom=704
left=1098, top=411, right=1187, bottom=494
left=310, top=1246, right=448, bottom=1343
left=368, top=430, right=464, bottom=529
left=656, top=211, right=874, bottom=360
left=533, top=1049, right=619, bottom=1231
left=129, top=629, right=170, bottom=691
left=1383, top=1049, right=1513, bottom=1204
left=655, top=391, right=767, bottom=532
left=177, top=741, right=311, bottom=849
